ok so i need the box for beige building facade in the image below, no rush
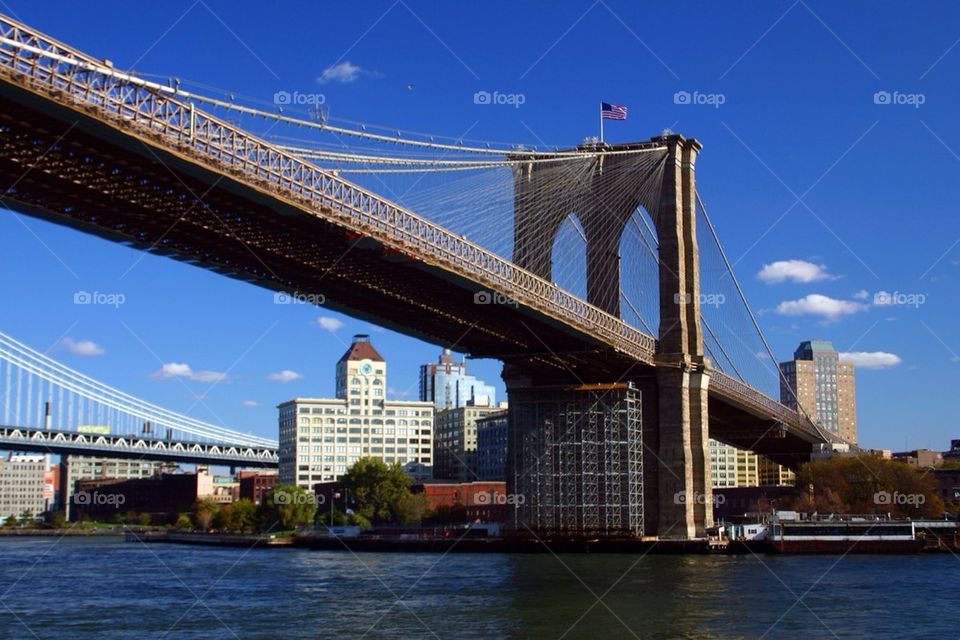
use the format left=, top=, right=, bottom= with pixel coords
left=434, top=402, right=508, bottom=482
left=279, top=335, right=434, bottom=489
left=779, top=340, right=857, bottom=443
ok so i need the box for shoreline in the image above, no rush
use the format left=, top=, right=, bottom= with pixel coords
left=115, top=530, right=960, bottom=555
left=0, top=527, right=161, bottom=537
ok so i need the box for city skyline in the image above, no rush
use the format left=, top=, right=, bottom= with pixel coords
left=1, top=1, right=958, bottom=454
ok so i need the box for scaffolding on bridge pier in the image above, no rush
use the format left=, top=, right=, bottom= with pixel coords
left=508, top=383, right=642, bottom=537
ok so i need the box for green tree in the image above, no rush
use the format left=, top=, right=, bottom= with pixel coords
left=214, top=503, right=236, bottom=531
left=231, top=499, right=257, bottom=532
left=2, top=515, right=17, bottom=528
left=48, top=511, right=67, bottom=529
left=174, top=513, right=192, bottom=530
left=192, top=498, right=220, bottom=531
left=138, top=513, right=151, bottom=527
left=215, top=499, right=257, bottom=532
left=316, top=507, right=349, bottom=527
left=392, top=492, right=429, bottom=525
left=317, top=508, right=372, bottom=530
left=340, top=457, right=421, bottom=524
left=259, top=485, right=317, bottom=531
left=18, top=510, right=34, bottom=526
left=787, top=456, right=944, bottom=518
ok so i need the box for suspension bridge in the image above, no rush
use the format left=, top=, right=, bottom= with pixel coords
left=0, top=330, right=277, bottom=466
left=0, top=14, right=844, bottom=539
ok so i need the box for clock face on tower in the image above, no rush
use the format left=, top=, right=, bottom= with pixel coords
left=359, top=361, right=374, bottom=376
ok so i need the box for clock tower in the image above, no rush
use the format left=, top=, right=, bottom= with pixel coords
left=335, top=334, right=386, bottom=404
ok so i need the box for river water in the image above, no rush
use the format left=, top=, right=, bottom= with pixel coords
left=0, top=536, right=954, bottom=639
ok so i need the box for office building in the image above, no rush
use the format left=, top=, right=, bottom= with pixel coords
left=757, top=456, right=796, bottom=486
left=434, top=402, right=507, bottom=481
left=779, top=340, right=857, bottom=443
left=708, top=440, right=758, bottom=488
left=238, top=470, right=278, bottom=505
left=892, top=449, right=943, bottom=469
left=419, top=348, right=496, bottom=410
left=0, top=454, right=50, bottom=521
left=279, top=334, right=435, bottom=490
left=476, top=409, right=509, bottom=481
left=72, top=468, right=237, bottom=522
left=60, top=455, right=174, bottom=519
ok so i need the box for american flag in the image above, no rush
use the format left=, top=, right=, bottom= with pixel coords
left=601, top=102, right=627, bottom=120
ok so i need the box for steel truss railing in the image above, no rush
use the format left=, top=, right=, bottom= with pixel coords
left=0, top=15, right=657, bottom=365
left=710, top=370, right=836, bottom=442
left=0, top=426, right=278, bottom=464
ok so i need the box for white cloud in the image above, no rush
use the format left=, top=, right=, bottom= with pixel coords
left=316, top=316, right=345, bottom=332
left=317, top=61, right=363, bottom=84
left=61, top=337, right=104, bottom=356
left=839, top=351, right=902, bottom=369
left=267, top=369, right=302, bottom=383
left=757, top=259, right=836, bottom=284
left=242, top=400, right=259, bottom=407
left=775, top=294, right=867, bottom=321
left=152, top=362, right=228, bottom=383
left=853, top=289, right=869, bottom=300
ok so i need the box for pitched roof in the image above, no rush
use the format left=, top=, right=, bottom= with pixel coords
left=338, top=335, right=385, bottom=363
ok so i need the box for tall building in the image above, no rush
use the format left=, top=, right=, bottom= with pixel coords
left=419, top=348, right=497, bottom=410
left=60, top=455, right=174, bottom=519
left=434, top=402, right=507, bottom=481
left=279, top=334, right=435, bottom=490
left=708, top=440, right=758, bottom=488
left=779, top=339, right=857, bottom=443
left=476, top=409, right=509, bottom=481
left=0, top=454, right=50, bottom=521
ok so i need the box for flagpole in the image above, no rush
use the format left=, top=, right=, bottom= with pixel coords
left=599, top=102, right=604, bottom=143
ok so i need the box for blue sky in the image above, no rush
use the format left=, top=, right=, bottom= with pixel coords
left=2, top=1, right=959, bottom=451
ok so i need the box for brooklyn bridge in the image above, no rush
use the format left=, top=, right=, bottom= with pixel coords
left=0, top=13, right=846, bottom=540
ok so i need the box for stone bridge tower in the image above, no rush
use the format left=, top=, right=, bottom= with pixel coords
left=505, top=134, right=712, bottom=539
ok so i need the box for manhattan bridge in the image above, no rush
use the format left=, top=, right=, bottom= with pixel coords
left=0, top=14, right=846, bottom=539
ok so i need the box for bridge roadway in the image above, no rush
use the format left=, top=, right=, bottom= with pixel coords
left=0, top=16, right=830, bottom=468
left=0, top=425, right=278, bottom=467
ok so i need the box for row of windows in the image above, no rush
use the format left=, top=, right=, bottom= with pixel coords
left=297, top=417, right=432, bottom=427
left=297, top=406, right=431, bottom=417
